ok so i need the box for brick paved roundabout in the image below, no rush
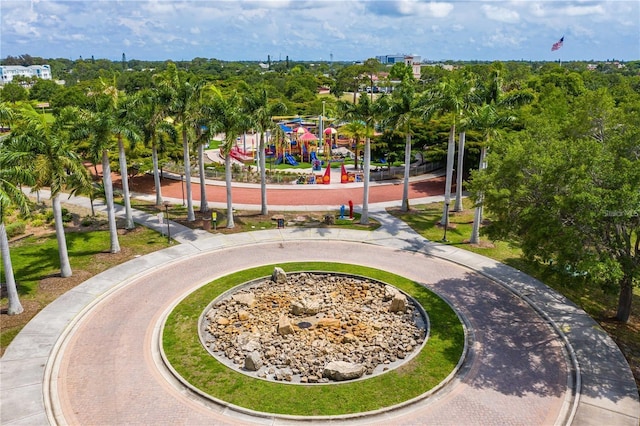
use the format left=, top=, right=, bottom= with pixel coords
left=1, top=180, right=638, bottom=425
left=50, top=240, right=572, bottom=425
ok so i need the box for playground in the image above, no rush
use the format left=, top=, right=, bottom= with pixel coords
left=206, top=121, right=433, bottom=185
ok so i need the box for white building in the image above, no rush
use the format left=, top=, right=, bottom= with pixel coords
left=0, top=65, right=52, bottom=85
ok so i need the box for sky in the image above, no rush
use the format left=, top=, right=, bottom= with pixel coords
left=2, top=0, right=639, bottom=63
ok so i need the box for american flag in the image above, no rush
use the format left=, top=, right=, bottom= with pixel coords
left=551, top=36, right=564, bottom=51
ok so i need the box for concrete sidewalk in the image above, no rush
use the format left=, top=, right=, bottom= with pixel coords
left=1, top=195, right=638, bottom=425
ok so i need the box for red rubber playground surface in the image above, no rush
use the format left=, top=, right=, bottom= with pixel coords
left=122, top=172, right=449, bottom=207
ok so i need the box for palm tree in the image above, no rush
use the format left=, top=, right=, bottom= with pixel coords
left=383, top=78, right=421, bottom=212
left=8, top=105, right=90, bottom=277
left=0, top=164, right=32, bottom=315
left=135, top=88, right=177, bottom=206
left=207, top=90, right=247, bottom=229
left=467, top=72, right=533, bottom=243
left=339, top=120, right=368, bottom=171
left=78, top=96, right=121, bottom=253
left=465, top=104, right=514, bottom=243
left=338, top=94, right=388, bottom=224
left=92, top=78, right=141, bottom=230
left=241, top=84, right=287, bottom=215
left=422, top=75, right=477, bottom=222
left=154, top=63, right=205, bottom=222
left=0, top=102, right=14, bottom=131
left=188, top=83, right=223, bottom=214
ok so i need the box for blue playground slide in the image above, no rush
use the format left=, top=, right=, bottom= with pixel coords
left=285, top=153, right=299, bottom=166
left=275, top=155, right=283, bottom=165
left=310, top=151, right=318, bottom=162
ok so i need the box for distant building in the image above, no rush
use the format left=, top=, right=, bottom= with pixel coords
left=0, top=64, right=52, bottom=85
left=376, top=54, right=422, bottom=79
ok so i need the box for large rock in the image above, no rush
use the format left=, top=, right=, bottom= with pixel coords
left=390, top=293, right=408, bottom=313
left=244, top=351, right=263, bottom=371
left=278, top=315, right=294, bottom=335
left=323, top=361, right=366, bottom=381
left=232, top=292, right=256, bottom=308
left=384, top=285, right=400, bottom=301
left=290, top=298, right=321, bottom=315
left=272, top=267, right=287, bottom=283
left=237, top=332, right=261, bottom=352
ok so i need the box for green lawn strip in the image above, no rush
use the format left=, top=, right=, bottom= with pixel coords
left=163, top=262, right=464, bottom=416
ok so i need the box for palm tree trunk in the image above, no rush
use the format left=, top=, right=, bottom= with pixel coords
left=102, top=149, right=121, bottom=253
left=259, top=132, right=268, bottom=215
left=118, top=136, right=134, bottom=229
left=361, top=137, right=371, bottom=224
left=225, top=154, right=234, bottom=228
left=182, top=128, right=195, bottom=222
left=353, top=139, right=359, bottom=171
left=198, top=143, right=208, bottom=213
left=52, top=195, right=72, bottom=277
left=152, top=146, right=163, bottom=206
left=402, top=134, right=412, bottom=212
left=1, top=222, right=23, bottom=315
left=453, top=131, right=466, bottom=212
left=470, top=146, right=487, bottom=244
left=441, top=125, right=456, bottom=225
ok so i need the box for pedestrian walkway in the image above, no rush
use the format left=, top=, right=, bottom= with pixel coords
left=1, top=193, right=638, bottom=425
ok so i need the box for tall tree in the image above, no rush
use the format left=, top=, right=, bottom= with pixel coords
left=240, top=84, right=287, bottom=215
left=464, top=104, right=514, bottom=243
left=383, top=77, right=421, bottom=212
left=154, top=63, right=203, bottom=221
left=207, top=90, right=247, bottom=228
left=135, top=88, right=177, bottom=206
left=0, top=164, right=32, bottom=315
left=97, top=79, right=140, bottom=230
left=425, top=75, right=477, bottom=222
left=467, top=71, right=533, bottom=244
left=7, top=106, right=90, bottom=277
left=338, top=94, right=388, bottom=224
left=339, top=120, right=368, bottom=171
left=78, top=97, right=121, bottom=253
left=471, top=91, right=639, bottom=322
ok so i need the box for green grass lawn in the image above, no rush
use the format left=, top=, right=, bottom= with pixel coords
left=163, top=262, right=464, bottom=416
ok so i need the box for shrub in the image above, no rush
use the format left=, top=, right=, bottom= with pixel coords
left=61, top=208, right=73, bottom=223
left=5, top=221, right=26, bottom=238
left=81, top=216, right=94, bottom=227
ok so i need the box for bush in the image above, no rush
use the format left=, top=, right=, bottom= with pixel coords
left=80, top=216, right=94, bottom=227
left=43, top=208, right=73, bottom=223
left=30, top=218, right=46, bottom=228
left=61, top=208, right=73, bottom=223
left=5, top=221, right=26, bottom=238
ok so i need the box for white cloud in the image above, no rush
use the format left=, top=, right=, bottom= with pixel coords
left=482, top=5, right=520, bottom=23
left=0, top=0, right=637, bottom=61
left=562, top=4, right=605, bottom=17
left=426, top=2, right=454, bottom=18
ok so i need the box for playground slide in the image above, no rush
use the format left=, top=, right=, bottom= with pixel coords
left=285, top=153, right=299, bottom=166
left=310, top=151, right=318, bottom=162
left=275, top=155, right=283, bottom=165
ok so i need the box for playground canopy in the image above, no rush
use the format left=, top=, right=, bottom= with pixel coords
left=279, top=123, right=293, bottom=133
left=299, top=132, right=318, bottom=141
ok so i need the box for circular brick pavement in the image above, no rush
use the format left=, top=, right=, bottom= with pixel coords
left=52, top=241, right=570, bottom=425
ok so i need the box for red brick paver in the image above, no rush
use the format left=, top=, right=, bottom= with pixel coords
left=55, top=242, right=568, bottom=425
